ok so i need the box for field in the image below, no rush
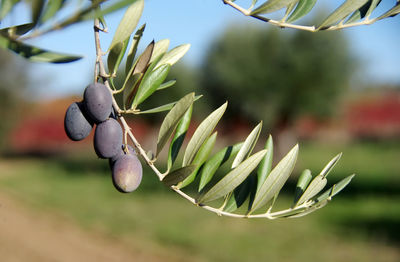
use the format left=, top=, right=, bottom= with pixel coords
left=0, top=141, right=399, bottom=262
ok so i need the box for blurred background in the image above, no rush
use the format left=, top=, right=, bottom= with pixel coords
left=0, top=0, right=399, bottom=261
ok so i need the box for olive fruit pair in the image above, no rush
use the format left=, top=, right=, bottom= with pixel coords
left=64, top=83, right=142, bottom=193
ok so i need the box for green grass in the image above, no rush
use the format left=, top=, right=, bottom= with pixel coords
left=0, top=141, right=399, bottom=262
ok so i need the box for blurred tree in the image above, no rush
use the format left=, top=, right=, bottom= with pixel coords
left=201, top=25, right=354, bottom=136
left=0, top=49, right=29, bottom=151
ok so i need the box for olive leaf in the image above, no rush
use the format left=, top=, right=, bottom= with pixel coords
left=157, top=79, right=176, bottom=91
left=108, top=37, right=129, bottom=77
left=0, top=23, right=35, bottom=37
left=292, top=169, right=312, bottom=207
left=39, top=0, right=65, bottom=24
left=251, top=0, right=299, bottom=15
left=183, top=102, right=227, bottom=166
left=256, top=135, right=273, bottom=193
left=156, top=93, right=195, bottom=155
left=150, top=39, right=170, bottom=63
left=286, top=0, right=317, bottom=23
left=155, top=43, right=190, bottom=68
left=232, top=121, right=262, bottom=168
left=315, top=174, right=355, bottom=203
left=125, top=24, right=146, bottom=75
left=162, top=165, right=197, bottom=187
left=198, top=149, right=267, bottom=204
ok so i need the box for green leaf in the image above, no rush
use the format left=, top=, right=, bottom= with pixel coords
left=107, top=37, right=129, bottom=77
left=138, top=95, right=201, bottom=114
left=133, top=40, right=154, bottom=74
left=295, top=153, right=341, bottom=206
left=40, top=0, right=65, bottom=24
left=156, top=93, right=195, bottom=155
left=198, top=142, right=243, bottom=192
left=31, top=0, right=45, bottom=25
left=122, top=72, right=142, bottom=109
left=250, top=144, right=299, bottom=214
left=198, top=150, right=267, bottom=204
left=108, top=0, right=144, bottom=51
left=251, top=0, right=299, bottom=15
left=256, top=135, right=273, bottom=193
left=286, top=0, right=317, bottom=23
left=150, top=39, right=170, bottom=63
left=167, top=105, right=193, bottom=170
left=0, top=0, right=20, bottom=20
left=178, top=132, right=218, bottom=189
left=0, top=35, right=81, bottom=63
left=162, top=165, right=197, bottom=187
left=183, top=102, right=227, bottom=166
left=292, top=169, right=312, bottom=206
left=155, top=44, right=190, bottom=68
left=316, top=174, right=355, bottom=203
left=232, top=121, right=262, bottom=168
left=345, top=0, right=378, bottom=24
left=157, top=79, right=176, bottom=91
left=132, top=64, right=170, bottom=108
left=318, top=0, right=370, bottom=29
left=0, top=23, right=35, bottom=37
left=376, top=2, right=400, bottom=20
left=365, top=0, right=381, bottom=19
left=125, top=24, right=146, bottom=75
left=223, top=175, right=254, bottom=213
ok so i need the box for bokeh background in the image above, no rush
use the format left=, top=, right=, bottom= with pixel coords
left=0, top=0, right=399, bottom=261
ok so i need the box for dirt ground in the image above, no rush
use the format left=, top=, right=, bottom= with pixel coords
left=0, top=192, right=163, bottom=262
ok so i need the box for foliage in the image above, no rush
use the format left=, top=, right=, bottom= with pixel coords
left=223, top=0, right=400, bottom=31
left=0, top=0, right=360, bottom=219
left=201, top=26, right=353, bottom=129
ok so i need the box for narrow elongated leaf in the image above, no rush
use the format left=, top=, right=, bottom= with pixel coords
left=251, top=0, right=298, bottom=15
left=296, top=174, right=327, bottom=206
left=178, top=132, right=218, bottom=189
left=198, top=150, right=267, bottom=204
left=150, top=39, right=170, bottom=63
left=376, top=2, right=400, bottom=20
left=365, top=0, right=381, bottom=19
left=125, top=24, right=145, bottom=75
left=108, top=0, right=144, bottom=51
left=232, top=122, right=262, bottom=168
left=183, top=102, right=227, bottom=166
left=319, top=153, right=342, bottom=178
left=256, top=135, right=273, bottom=193
left=157, top=93, right=195, bottom=155
left=316, top=174, right=355, bottom=203
left=31, top=0, right=45, bottom=25
left=282, top=1, right=297, bottom=21
left=162, top=165, right=197, bottom=187
left=40, top=0, right=65, bottom=24
left=292, top=169, right=312, bottom=206
left=250, top=144, right=299, bottom=214
left=0, top=23, right=35, bottom=37
left=288, top=200, right=329, bottom=218
left=107, top=37, right=129, bottom=77
left=157, top=79, right=176, bottom=91
left=286, top=0, right=317, bottom=23
left=198, top=142, right=243, bottom=192
left=132, top=64, right=170, bottom=108
left=122, top=72, right=142, bottom=109
left=138, top=95, right=201, bottom=114
left=345, top=0, right=378, bottom=24
left=0, top=35, right=81, bottom=63
left=223, top=176, right=254, bottom=212
left=156, top=44, right=190, bottom=68
left=318, top=0, right=370, bottom=29
left=167, top=105, right=193, bottom=170
left=133, top=40, right=154, bottom=75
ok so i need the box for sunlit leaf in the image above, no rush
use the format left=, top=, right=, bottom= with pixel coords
left=292, top=169, right=312, bottom=206
left=0, top=35, right=81, bottom=63
left=150, top=39, right=170, bottom=63
left=178, top=132, right=218, bottom=189
left=107, top=37, right=129, bottom=77
left=286, top=0, right=317, bottom=23
left=157, top=93, right=195, bottom=155
left=132, top=63, right=170, bottom=108
left=223, top=175, right=254, bottom=212
left=125, top=24, right=145, bottom=75
left=251, top=0, right=299, bottom=15
left=108, top=0, right=144, bottom=51
left=133, top=40, right=154, bottom=74
left=365, top=0, right=381, bottom=19
left=232, top=121, right=262, bottom=168
left=0, top=23, right=35, bottom=37
left=256, top=135, right=273, bottom=193
left=198, top=142, right=243, bottom=192
left=318, top=0, right=370, bottom=29
left=167, top=105, right=193, bottom=170
left=376, top=2, right=400, bottom=20
left=162, top=165, right=197, bottom=187
left=250, top=144, right=299, bottom=214
left=198, top=149, right=267, bottom=204
left=315, top=174, right=355, bottom=203
left=183, top=102, right=227, bottom=166
left=155, top=43, right=190, bottom=68
left=157, top=79, right=176, bottom=91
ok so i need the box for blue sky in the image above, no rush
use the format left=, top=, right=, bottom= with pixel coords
left=12, top=0, right=400, bottom=100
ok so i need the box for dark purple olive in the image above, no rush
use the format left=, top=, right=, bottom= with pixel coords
left=64, top=102, right=93, bottom=141
left=109, top=145, right=135, bottom=167
left=94, top=118, right=123, bottom=159
left=112, top=153, right=142, bottom=193
left=83, top=83, right=112, bottom=123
